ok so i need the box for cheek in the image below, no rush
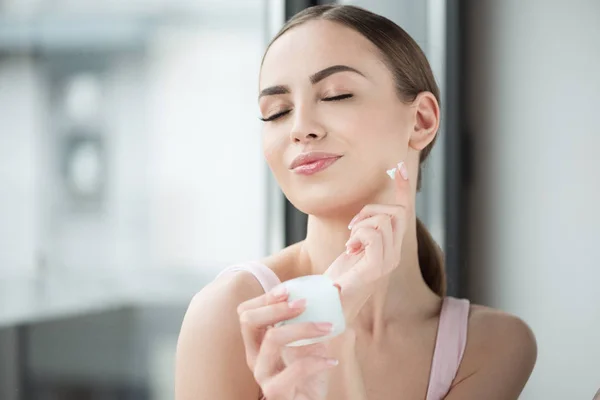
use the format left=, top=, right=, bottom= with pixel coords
left=342, top=111, right=409, bottom=168
left=262, top=129, right=287, bottom=171
left=360, top=104, right=409, bottom=143
left=340, top=111, right=401, bottom=149
left=334, top=99, right=396, bottom=135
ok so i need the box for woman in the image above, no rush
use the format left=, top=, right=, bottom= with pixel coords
left=176, top=5, right=537, bottom=400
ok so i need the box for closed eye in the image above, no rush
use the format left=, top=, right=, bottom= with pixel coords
left=260, top=109, right=291, bottom=122
left=323, top=94, right=353, bottom=101
left=259, top=94, right=353, bottom=122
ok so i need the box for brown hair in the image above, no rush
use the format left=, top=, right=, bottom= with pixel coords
left=262, top=5, right=446, bottom=296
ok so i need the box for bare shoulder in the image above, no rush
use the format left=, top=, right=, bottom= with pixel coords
left=447, top=304, right=537, bottom=399
left=465, top=304, right=537, bottom=369
left=182, top=269, right=268, bottom=340
left=175, top=270, right=266, bottom=400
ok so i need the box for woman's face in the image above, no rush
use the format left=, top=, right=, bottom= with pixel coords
left=259, top=20, right=417, bottom=218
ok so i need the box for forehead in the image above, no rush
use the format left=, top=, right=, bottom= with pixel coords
left=260, top=20, right=381, bottom=88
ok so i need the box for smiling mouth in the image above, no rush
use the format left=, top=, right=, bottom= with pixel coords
left=291, top=156, right=341, bottom=176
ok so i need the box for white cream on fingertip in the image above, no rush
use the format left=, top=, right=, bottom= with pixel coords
left=386, top=167, right=397, bottom=180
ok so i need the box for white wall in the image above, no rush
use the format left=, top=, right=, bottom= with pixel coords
left=0, top=16, right=267, bottom=277
left=0, top=10, right=268, bottom=395
left=0, top=56, right=41, bottom=278
left=466, top=1, right=600, bottom=398
left=0, top=0, right=263, bottom=16
left=146, top=22, right=266, bottom=269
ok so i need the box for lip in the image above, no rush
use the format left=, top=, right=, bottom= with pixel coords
left=289, top=152, right=342, bottom=175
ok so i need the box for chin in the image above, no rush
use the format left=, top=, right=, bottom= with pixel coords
left=284, top=181, right=381, bottom=219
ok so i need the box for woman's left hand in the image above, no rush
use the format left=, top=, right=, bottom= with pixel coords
left=324, top=162, right=414, bottom=324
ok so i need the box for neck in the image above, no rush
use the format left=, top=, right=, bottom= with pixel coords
left=295, top=212, right=441, bottom=338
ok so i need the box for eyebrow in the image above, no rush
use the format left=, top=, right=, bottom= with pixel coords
left=258, top=64, right=365, bottom=100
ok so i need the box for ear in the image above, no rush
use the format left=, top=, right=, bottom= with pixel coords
left=408, top=92, right=440, bottom=151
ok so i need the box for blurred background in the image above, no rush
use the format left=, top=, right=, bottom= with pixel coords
left=0, top=0, right=597, bottom=399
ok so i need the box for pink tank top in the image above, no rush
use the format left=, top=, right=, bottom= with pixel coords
left=217, top=262, right=470, bottom=400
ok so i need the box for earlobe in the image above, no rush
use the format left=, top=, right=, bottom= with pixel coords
left=408, top=91, right=440, bottom=151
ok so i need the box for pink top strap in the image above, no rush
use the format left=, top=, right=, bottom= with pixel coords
left=216, top=261, right=282, bottom=293
left=426, top=296, right=471, bottom=400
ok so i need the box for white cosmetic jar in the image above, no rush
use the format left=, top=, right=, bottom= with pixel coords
left=276, top=275, right=346, bottom=346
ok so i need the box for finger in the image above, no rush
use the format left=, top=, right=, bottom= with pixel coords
left=346, top=162, right=413, bottom=229
left=347, top=214, right=393, bottom=255
left=333, top=259, right=372, bottom=297
left=239, top=298, right=306, bottom=328
left=260, top=356, right=338, bottom=399
left=239, top=298, right=307, bottom=368
left=254, top=322, right=334, bottom=382
left=393, top=161, right=412, bottom=212
left=345, top=225, right=384, bottom=258
left=336, top=228, right=388, bottom=292
left=237, top=288, right=302, bottom=370
left=347, top=204, right=398, bottom=229
left=324, top=250, right=356, bottom=287
left=348, top=203, right=408, bottom=233
left=283, top=341, right=327, bottom=362
left=237, top=284, right=289, bottom=315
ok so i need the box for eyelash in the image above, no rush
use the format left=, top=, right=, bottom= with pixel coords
left=260, top=94, right=353, bottom=122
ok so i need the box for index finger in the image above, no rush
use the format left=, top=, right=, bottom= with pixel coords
left=391, top=161, right=412, bottom=212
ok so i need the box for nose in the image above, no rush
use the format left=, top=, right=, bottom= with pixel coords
left=290, top=130, right=325, bottom=143
left=289, top=110, right=327, bottom=144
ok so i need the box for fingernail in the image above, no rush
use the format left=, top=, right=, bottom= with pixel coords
left=345, top=240, right=360, bottom=254
left=348, top=215, right=359, bottom=229
left=327, top=358, right=339, bottom=366
left=314, top=322, right=333, bottom=333
left=345, top=243, right=353, bottom=254
left=288, top=298, right=306, bottom=309
left=271, top=285, right=288, bottom=298
left=397, top=161, right=409, bottom=180
left=333, top=283, right=342, bottom=294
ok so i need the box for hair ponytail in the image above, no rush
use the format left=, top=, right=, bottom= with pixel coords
left=416, top=217, right=446, bottom=296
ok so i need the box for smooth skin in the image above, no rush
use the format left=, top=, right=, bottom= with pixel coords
left=176, top=20, right=537, bottom=400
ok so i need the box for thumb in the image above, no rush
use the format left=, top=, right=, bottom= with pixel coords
left=323, top=251, right=352, bottom=281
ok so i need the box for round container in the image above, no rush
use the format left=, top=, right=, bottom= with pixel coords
left=276, top=275, right=346, bottom=346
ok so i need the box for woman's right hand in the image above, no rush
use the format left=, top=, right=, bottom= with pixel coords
left=237, top=286, right=339, bottom=400
left=325, top=162, right=413, bottom=326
